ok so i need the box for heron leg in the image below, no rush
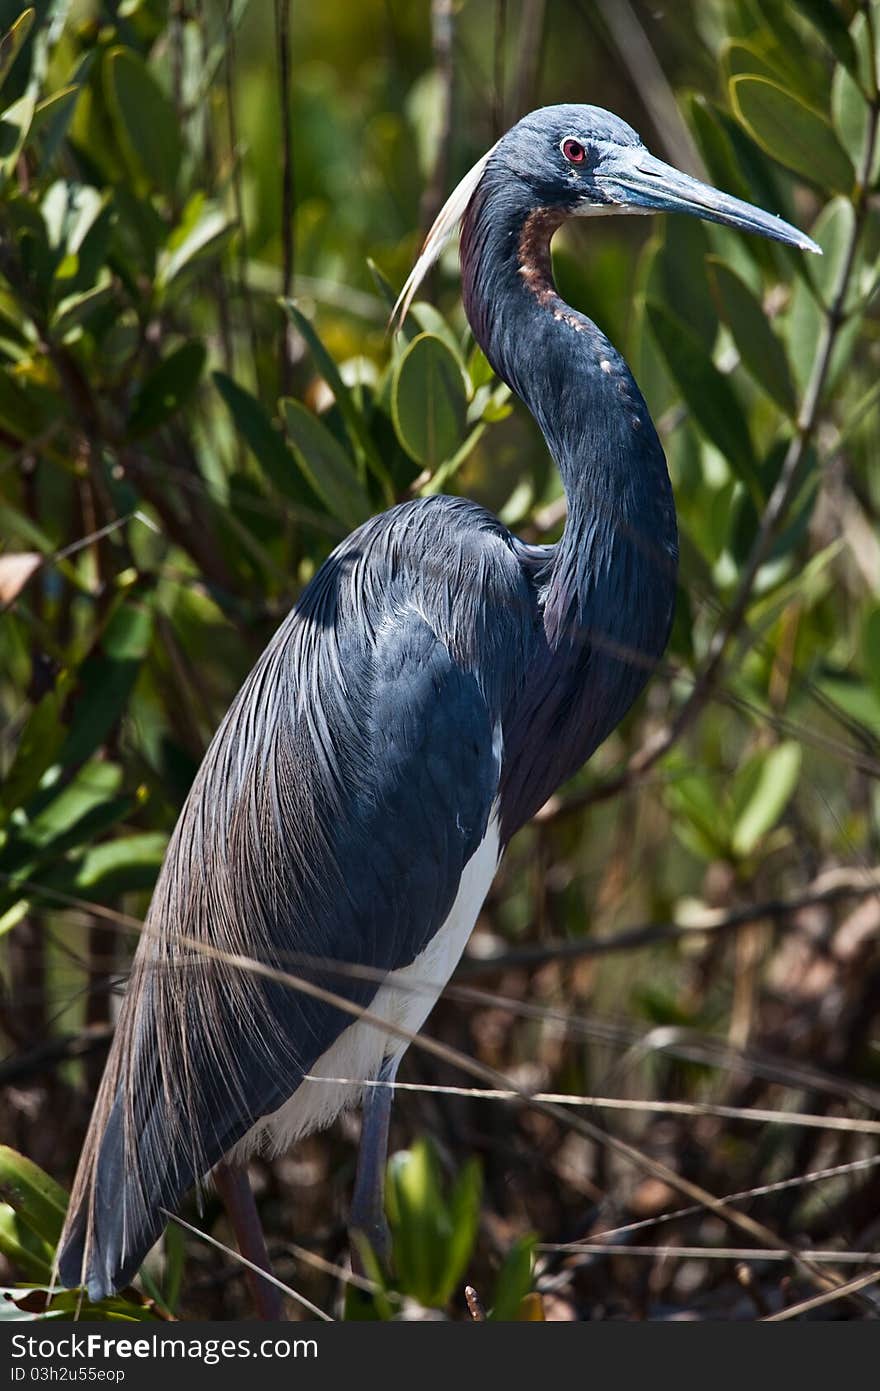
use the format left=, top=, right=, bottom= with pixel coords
left=350, top=1054, right=399, bottom=1271
left=213, top=1160, right=284, bottom=1321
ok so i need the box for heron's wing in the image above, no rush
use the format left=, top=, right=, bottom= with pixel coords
left=58, top=594, right=502, bottom=1297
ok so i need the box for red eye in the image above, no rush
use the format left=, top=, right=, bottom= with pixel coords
left=562, top=138, right=586, bottom=165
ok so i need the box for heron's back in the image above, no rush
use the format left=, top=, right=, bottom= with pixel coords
left=57, top=495, right=533, bottom=1299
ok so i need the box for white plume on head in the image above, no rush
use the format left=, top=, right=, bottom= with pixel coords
left=391, top=139, right=500, bottom=329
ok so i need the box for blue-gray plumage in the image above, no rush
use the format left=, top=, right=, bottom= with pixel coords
left=57, top=103, right=818, bottom=1310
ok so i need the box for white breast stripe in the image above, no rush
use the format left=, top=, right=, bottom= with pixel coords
left=235, top=810, right=502, bottom=1159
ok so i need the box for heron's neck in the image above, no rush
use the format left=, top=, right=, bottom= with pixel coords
left=460, top=175, right=677, bottom=629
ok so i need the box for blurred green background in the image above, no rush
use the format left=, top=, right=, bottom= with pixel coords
left=1, top=0, right=879, bottom=1321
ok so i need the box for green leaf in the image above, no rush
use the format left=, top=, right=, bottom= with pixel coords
left=862, top=605, right=880, bottom=701
left=788, top=198, right=858, bottom=391
left=73, top=832, right=167, bottom=897
left=0, top=10, right=34, bottom=94
left=0, top=901, right=28, bottom=938
left=731, top=742, right=802, bottom=857
left=282, top=300, right=390, bottom=498
left=158, top=200, right=233, bottom=290
left=392, top=332, right=468, bottom=469
left=52, top=272, right=115, bottom=337
left=387, top=1139, right=447, bottom=1307
left=31, top=84, right=82, bottom=164
left=650, top=218, right=716, bottom=351
left=831, top=14, right=880, bottom=184
left=0, top=1284, right=162, bottom=1321
left=127, top=341, right=206, bottom=437
left=281, top=398, right=371, bottom=531
left=0, top=1147, right=68, bottom=1247
left=489, top=1236, right=536, bottom=1321
left=366, top=256, right=398, bottom=315
left=689, top=96, right=750, bottom=199
left=0, top=1205, right=54, bottom=1282
left=214, top=372, right=322, bottom=511
left=104, top=46, right=181, bottom=195
left=0, top=91, right=36, bottom=181
left=722, top=39, right=789, bottom=86
left=730, top=76, right=854, bottom=194
left=791, top=0, right=858, bottom=72
left=442, top=1158, right=482, bottom=1300
left=646, top=301, right=759, bottom=494
left=0, top=685, right=67, bottom=819
left=61, top=598, right=153, bottom=767
left=665, top=766, right=732, bottom=860
left=706, top=257, right=796, bottom=414
left=20, top=761, right=123, bottom=851
left=162, top=1221, right=186, bottom=1315
left=407, top=303, right=467, bottom=370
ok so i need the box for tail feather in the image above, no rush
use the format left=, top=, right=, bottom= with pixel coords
left=57, top=1089, right=197, bottom=1300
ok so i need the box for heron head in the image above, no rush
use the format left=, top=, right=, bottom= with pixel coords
left=393, top=102, right=818, bottom=327
left=499, top=103, right=820, bottom=252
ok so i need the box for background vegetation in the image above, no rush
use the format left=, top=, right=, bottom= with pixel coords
left=1, top=0, right=879, bottom=1321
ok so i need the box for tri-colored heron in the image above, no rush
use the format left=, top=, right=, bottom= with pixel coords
left=56, top=104, right=817, bottom=1316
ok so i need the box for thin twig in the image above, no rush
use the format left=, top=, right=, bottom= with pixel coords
left=420, top=0, right=455, bottom=240
left=458, top=870, right=880, bottom=973
left=537, top=1244, right=880, bottom=1265
left=763, top=1268, right=880, bottom=1321
left=578, top=1155, right=880, bottom=1251
left=593, top=0, right=703, bottom=175
left=161, top=1208, right=333, bottom=1321
left=492, top=0, right=506, bottom=138
left=510, top=0, right=547, bottom=119
left=302, top=1076, right=880, bottom=1136
left=275, top=0, right=295, bottom=397
left=29, top=894, right=867, bottom=1307
left=5, top=868, right=880, bottom=1113
left=224, top=0, right=262, bottom=393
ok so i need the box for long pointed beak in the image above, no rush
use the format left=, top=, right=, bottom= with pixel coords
left=595, top=149, right=821, bottom=254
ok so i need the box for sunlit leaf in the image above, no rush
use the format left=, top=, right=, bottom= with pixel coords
left=0, top=1205, right=54, bottom=1282
left=730, top=75, right=854, bottom=194
left=0, top=1147, right=68, bottom=1246
left=73, top=832, right=167, bottom=897
left=392, top=332, right=468, bottom=469
left=388, top=1139, right=447, bottom=1307
left=0, top=10, right=34, bottom=94
left=731, top=742, right=802, bottom=856
left=21, top=761, right=124, bottom=850
left=0, top=92, right=36, bottom=181
left=489, top=1236, right=535, bottom=1321
left=158, top=201, right=234, bottom=289
left=442, top=1158, right=482, bottom=1300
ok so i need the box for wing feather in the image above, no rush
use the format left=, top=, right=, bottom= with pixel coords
left=57, top=567, right=501, bottom=1298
